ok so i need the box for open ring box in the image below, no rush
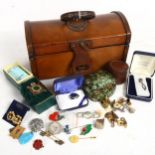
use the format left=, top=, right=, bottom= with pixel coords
left=3, top=63, right=56, bottom=113
left=126, top=51, right=155, bottom=101
left=53, top=75, right=88, bottom=111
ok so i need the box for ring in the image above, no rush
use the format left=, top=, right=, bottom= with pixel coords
left=69, top=93, right=79, bottom=99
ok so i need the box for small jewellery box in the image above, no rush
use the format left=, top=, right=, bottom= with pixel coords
left=105, top=60, right=128, bottom=84
left=53, top=75, right=88, bottom=111
left=126, top=51, right=155, bottom=101
left=3, top=63, right=56, bottom=113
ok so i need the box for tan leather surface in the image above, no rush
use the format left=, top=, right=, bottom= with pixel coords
left=25, top=11, right=131, bottom=79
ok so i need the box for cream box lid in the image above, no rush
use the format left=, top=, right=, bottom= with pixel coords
left=129, top=51, right=155, bottom=77
left=3, top=62, right=33, bottom=85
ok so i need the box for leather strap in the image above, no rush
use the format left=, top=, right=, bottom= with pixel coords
left=70, top=40, right=92, bottom=75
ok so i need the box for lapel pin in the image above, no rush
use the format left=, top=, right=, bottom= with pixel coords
left=80, top=124, right=92, bottom=135
left=40, top=130, right=64, bottom=145
left=64, top=124, right=93, bottom=135
left=69, top=135, right=96, bottom=143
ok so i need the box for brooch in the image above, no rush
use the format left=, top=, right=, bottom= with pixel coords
left=29, top=118, right=44, bottom=132
left=33, top=139, right=44, bottom=150
left=3, top=100, right=30, bottom=126
left=47, top=122, right=63, bottom=135
left=7, top=111, right=22, bottom=125
left=27, top=82, right=46, bottom=95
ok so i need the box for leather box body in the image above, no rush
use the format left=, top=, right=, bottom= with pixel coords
left=25, top=11, right=131, bottom=79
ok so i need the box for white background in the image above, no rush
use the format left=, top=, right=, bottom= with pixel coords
left=0, top=0, right=155, bottom=155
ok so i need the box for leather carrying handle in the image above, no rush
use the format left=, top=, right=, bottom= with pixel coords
left=70, top=41, right=92, bottom=75
left=61, top=11, right=95, bottom=22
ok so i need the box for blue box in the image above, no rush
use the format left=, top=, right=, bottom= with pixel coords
left=126, top=51, right=155, bottom=102
left=53, top=75, right=88, bottom=111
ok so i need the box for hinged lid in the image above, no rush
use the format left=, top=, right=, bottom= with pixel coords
left=129, top=51, right=155, bottom=77
left=3, top=63, right=33, bottom=85
left=53, top=75, right=84, bottom=94
left=25, top=11, right=131, bottom=56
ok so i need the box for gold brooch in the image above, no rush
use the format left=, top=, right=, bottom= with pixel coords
left=7, top=111, right=22, bottom=125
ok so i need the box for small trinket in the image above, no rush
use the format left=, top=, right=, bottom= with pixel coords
left=125, top=98, right=135, bottom=113
left=112, top=98, right=125, bottom=112
left=105, top=111, right=118, bottom=127
left=94, top=119, right=104, bottom=129
left=10, top=125, right=25, bottom=139
left=29, top=118, right=44, bottom=132
left=18, top=132, right=34, bottom=144
left=33, top=139, right=44, bottom=150
left=126, top=98, right=132, bottom=106
left=69, top=135, right=96, bottom=143
left=102, top=97, right=111, bottom=109
left=40, top=130, right=64, bottom=145
left=80, top=124, right=92, bottom=135
left=117, top=117, right=127, bottom=128
left=49, top=111, right=64, bottom=121
left=82, top=111, right=93, bottom=119
left=27, top=82, right=46, bottom=95
left=64, top=125, right=71, bottom=134
left=48, top=122, right=63, bottom=135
